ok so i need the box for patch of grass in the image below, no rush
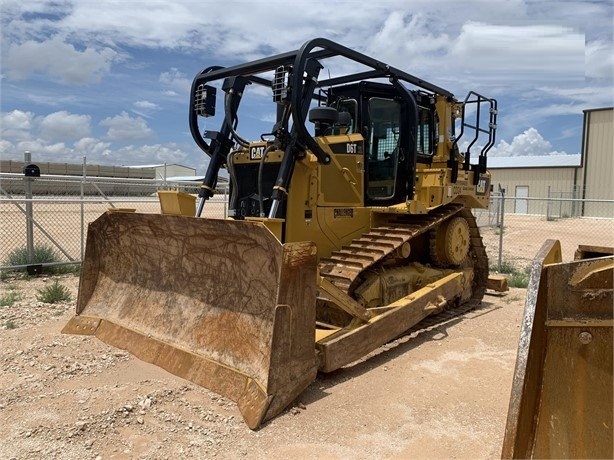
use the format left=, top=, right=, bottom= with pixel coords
left=506, top=265, right=531, bottom=288
left=491, top=260, right=531, bottom=289
left=493, top=260, right=517, bottom=274
left=36, top=280, right=72, bottom=304
left=4, top=320, right=17, bottom=330
left=0, top=290, right=21, bottom=307
left=2, top=244, right=77, bottom=275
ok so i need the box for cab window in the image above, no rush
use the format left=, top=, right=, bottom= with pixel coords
left=417, top=106, right=433, bottom=155
left=333, top=98, right=357, bottom=134
left=366, top=97, right=401, bottom=200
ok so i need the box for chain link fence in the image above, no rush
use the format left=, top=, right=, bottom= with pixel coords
left=0, top=172, right=227, bottom=273
left=1, top=172, right=612, bottom=275
left=475, top=193, right=614, bottom=275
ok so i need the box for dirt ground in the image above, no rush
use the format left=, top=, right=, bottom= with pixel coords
left=1, top=272, right=526, bottom=460
left=1, top=209, right=611, bottom=459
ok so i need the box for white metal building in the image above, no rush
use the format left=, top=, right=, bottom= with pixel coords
left=580, top=107, right=613, bottom=218
left=488, top=107, right=613, bottom=218
left=126, top=164, right=196, bottom=180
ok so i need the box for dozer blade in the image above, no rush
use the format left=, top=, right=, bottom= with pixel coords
left=502, top=240, right=613, bottom=459
left=63, top=212, right=318, bottom=429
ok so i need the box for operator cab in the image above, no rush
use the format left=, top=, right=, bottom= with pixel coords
left=324, top=82, right=438, bottom=207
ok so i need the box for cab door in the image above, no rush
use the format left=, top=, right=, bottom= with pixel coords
left=360, top=84, right=417, bottom=207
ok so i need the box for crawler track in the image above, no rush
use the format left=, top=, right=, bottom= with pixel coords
left=319, top=203, right=489, bottom=307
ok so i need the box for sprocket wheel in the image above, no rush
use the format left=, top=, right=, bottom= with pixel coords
left=430, top=216, right=470, bottom=267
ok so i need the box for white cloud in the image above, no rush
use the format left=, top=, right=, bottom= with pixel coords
left=1, top=110, right=35, bottom=141
left=2, top=109, right=92, bottom=144
left=489, top=128, right=568, bottom=156
left=159, top=68, right=191, bottom=95
left=6, top=36, right=118, bottom=84
left=2, top=0, right=610, bottom=170
left=0, top=139, right=16, bottom=155
left=73, top=137, right=112, bottom=157
left=586, top=40, right=614, bottom=80
left=134, top=101, right=159, bottom=110
left=38, top=111, right=91, bottom=141
left=132, top=100, right=161, bottom=119
left=113, top=143, right=191, bottom=166
left=100, top=112, right=153, bottom=141
left=11, top=139, right=67, bottom=158
left=368, top=12, right=450, bottom=69
left=449, top=22, right=585, bottom=83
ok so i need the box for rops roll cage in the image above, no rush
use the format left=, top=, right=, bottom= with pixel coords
left=189, top=37, right=496, bottom=217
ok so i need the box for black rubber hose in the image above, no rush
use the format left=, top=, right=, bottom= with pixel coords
left=258, top=146, right=274, bottom=217
left=224, top=92, right=250, bottom=147
left=226, top=148, right=241, bottom=216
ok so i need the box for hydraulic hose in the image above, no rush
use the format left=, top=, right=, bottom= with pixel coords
left=258, top=145, right=274, bottom=217
left=225, top=92, right=250, bottom=148
left=226, top=148, right=241, bottom=217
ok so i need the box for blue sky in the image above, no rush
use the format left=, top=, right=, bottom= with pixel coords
left=1, top=0, right=612, bottom=174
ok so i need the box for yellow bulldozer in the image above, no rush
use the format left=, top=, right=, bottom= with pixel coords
left=63, top=38, right=497, bottom=429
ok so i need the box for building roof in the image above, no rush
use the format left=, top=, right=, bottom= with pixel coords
left=583, top=106, right=613, bottom=114
left=127, top=164, right=196, bottom=171
left=166, top=175, right=229, bottom=183
left=488, top=154, right=582, bottom=169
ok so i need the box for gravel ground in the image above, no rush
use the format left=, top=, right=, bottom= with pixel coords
left=0, top=272, right=528, bottom=459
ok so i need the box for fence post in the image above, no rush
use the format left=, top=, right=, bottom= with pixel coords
left=498, top=186, right=505, bottom=272
left=24, top=151, right=35, bottom=264
left=81, top=156, right=86, bottom=261
left=546, top=185, right=551, bottom=220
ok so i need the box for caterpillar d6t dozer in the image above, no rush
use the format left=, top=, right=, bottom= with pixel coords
left=64, top=38, right=497, bottom=429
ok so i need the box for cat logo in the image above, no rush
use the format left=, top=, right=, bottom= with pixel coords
left=476, top=177, right=490, bottom=195
left=250, top=146, right=265, bottom=160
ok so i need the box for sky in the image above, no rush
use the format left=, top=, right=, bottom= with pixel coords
left=1, top=0, right=612, bottom=174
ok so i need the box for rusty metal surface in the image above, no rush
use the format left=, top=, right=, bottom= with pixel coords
left=502, top=240, right=613, bottom=459
left=63, top=212, right=318, bottom=429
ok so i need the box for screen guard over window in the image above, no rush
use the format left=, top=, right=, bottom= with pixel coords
left=367, top=98, right=401, bottom=200
left=417, top=106, right=434, bottom=155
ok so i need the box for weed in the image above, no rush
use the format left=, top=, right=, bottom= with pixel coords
left=0, top=290, right=21, bottom=307
left=491, top=260, right=531, bottom=289
left=36, top=280, right=72, bottom=304
left=4, top=320, right=17, bottom=330
left=492, top=260, right=517, bottom=274
left=2, top=244, right=77, bottom=275
left=508, top=266, right=531, bottom=289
